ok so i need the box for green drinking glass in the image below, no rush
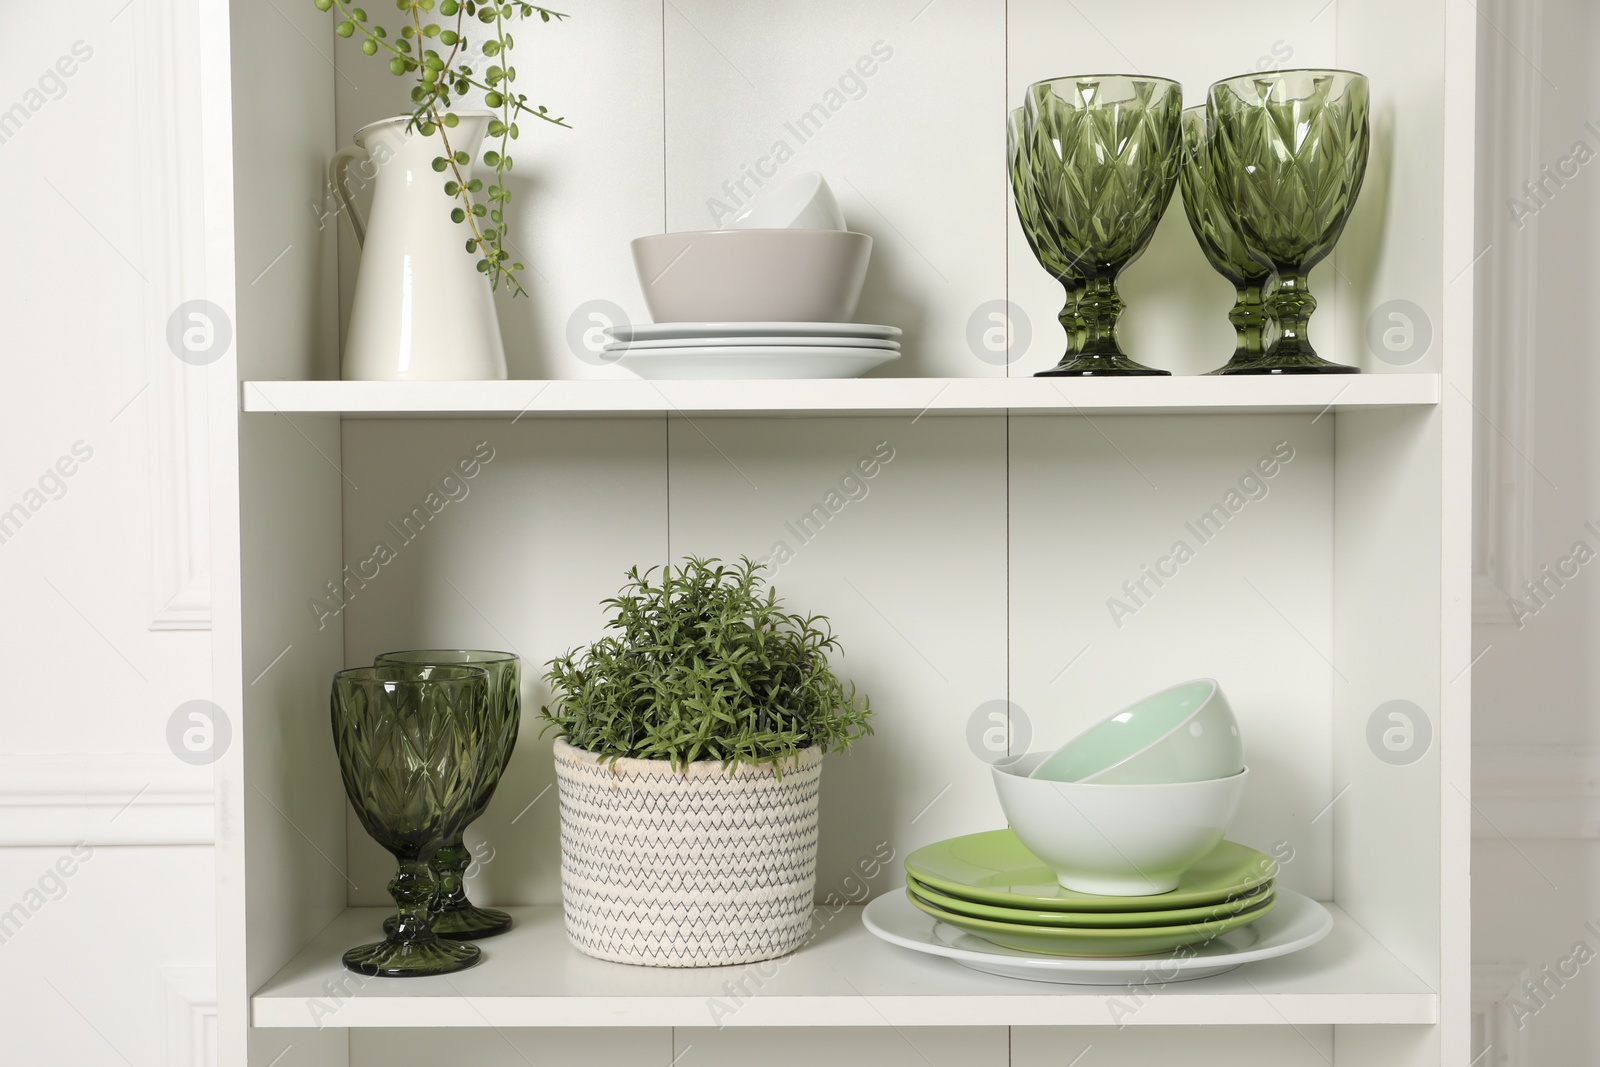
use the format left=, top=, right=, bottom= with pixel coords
left=1178, top=105, right=1273, bottom=374
left=1009, top=106, right=1084, bottom=365
left=331, top=663, right=492, bottom=977
left=1024, top=74, right=1184, bottom=376
left=375, top=650, right=521, bottom=940
left=1208, top=69, right=1370, bottom=374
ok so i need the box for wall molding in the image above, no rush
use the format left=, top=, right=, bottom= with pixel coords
left=0, top=753, right=214, bottom=847
left=162, top=966, right=219, bottom=1067
left=137, top=0, right=212, bottom=632
left=1474, top=745, right=1600, bottom=839
left=1472, top=0, right=1541, bottom=627
left=1474, top=963, right=1532, bottom=1067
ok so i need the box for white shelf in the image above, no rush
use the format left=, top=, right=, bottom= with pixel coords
left=241, top=374, right=1441, bottom=420
left=251, top=903, right=1438, bottom=1028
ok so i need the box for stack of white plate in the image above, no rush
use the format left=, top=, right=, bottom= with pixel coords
left=602, top=322, right=901, bottom=380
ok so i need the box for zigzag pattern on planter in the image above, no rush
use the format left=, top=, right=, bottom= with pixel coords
left=553, top=738, right=823, bottom=967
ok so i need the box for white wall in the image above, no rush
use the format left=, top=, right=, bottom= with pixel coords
left=0, top=0, right=216, bottom=1063
left=1472, top=1, right=1600, bottom=1064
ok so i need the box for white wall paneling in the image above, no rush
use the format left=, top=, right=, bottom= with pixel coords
left=0, top=753, right=213, bottom=847
left=1474, top=745, right=1600, bottom=839
left=164, top=966, right=221, bottom=1067
left=1473, top=963, right=1533, bottom=1067
left=1012, top=1025, right=1334, bottom=1067
left=137, top=0, right=213, bottom=631
left=352, top=1028, right=672, bottom=1067
left=1471, top=0, right=1541, bottom=627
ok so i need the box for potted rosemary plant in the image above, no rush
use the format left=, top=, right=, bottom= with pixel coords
left=541, top=558, right=873, bottom=967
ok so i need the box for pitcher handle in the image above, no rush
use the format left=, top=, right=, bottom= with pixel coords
left=329, top=144, right=370, bottom=248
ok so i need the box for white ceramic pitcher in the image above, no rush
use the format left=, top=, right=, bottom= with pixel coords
left=330, top=112, right=508, bottom=381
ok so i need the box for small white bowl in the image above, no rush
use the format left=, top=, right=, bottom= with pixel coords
left=1030, top=679, right=1244, bottom=785
left=630, top=229, right=872, bottom=323
left=727, top=172, right=847, bottom=230
left=994, top=754, right=1249, bottom=895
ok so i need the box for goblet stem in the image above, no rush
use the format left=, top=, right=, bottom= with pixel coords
left=386, top=835, right=515, bottom=939
left=1204, top=281, right=1273, bottom=374
left=390, top=858, right=442, bottom=943
left=1269, top=271, right=1316, bottom=362
left=1078, top=274, right=1124, bottom=360
left=1036, top=273, right=1168, bottom=376
left=1230, top=282, right=1269, bottom=362
left=1057, top=276, right=1084, bottom=361
left=1226, top=269, right=1357, bottom=374
left=342, top=855, right=482, bottom=977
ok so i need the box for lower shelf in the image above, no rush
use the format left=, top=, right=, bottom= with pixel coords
left=251, top=902, right=1438, bottom=1028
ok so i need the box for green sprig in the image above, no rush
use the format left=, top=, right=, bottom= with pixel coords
left=315, top=0, right=571, bottom=296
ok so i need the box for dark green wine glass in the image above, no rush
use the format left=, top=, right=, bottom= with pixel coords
left=331, top=663, right=492, bottom=977
left=1178, top=105, right=1273, bottom=374
left=1208, top=69, right=1370, bottom=373
left=1024, top=74, right=1183, bottom=376
left=1009, top=106, right=1084, bottom=365
left=375, top=650, right=521, bottom=940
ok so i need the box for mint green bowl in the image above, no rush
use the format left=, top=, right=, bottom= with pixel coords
left=1030, top=679, right=1243, bottom=785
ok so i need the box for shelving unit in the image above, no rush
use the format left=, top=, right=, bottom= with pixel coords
left=202, top=0, right=1476, bottom=1064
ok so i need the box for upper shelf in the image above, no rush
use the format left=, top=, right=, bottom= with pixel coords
left=241, top=375, right=1442, bottom=419
left=251, top=904, right=1437, bottom=1028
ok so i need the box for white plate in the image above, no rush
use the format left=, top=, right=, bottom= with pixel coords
left=861, top=888, right=1332, bottom=986
left=607, top=322, right=902, bottom=342
left=616, top=346, right=899, bottom=380
left=604, top=334, right=900, bottom=352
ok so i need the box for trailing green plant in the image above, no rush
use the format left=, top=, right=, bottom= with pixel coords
left=541, top=558, right=874, bottom=773
left=314, top=0, right=570, bottom=296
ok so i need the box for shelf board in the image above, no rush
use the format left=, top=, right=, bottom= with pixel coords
left=251, top=903, right=1437, bottom=1028
left=241, top=374, right=1441, bottom=420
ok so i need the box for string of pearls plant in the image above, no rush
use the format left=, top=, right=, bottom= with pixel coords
left=314, top=0, right=570, bottom=296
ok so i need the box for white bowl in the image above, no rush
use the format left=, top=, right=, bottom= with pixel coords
left=630, top=229, right=872, bottom=323
left=727, top=172, right=847, bottom=230
left=1030, top=679, right=1244, bottom=785
left=993, top=754, right=1249, bottom=895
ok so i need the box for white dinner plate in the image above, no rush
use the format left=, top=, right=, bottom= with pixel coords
left=607, top=321, right=902, bottom=342
left=861, top=888, right=1332, bottom=986
left=604, top=334, right=900, bottom=352
left=615, top=345, right=899, bottom=380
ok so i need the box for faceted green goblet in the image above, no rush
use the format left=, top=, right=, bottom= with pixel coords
left=375, top=650, right=521, bottom=940
left=1009, top=106, right=1084, bottom=365
left=1024, top=75, right=1184, bottom=376
left=331, top=663, right=492, bottom=977
left=1208, top=69, right=1370, bottom=374
left=1178, top=105, right=1273, bottom=374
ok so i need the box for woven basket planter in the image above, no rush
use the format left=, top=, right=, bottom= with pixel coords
left=552, top=737, right=823, bottom=967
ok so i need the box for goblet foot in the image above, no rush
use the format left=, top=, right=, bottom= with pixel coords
left=342, top=935, right=481, bottom=978
left=385, top=902, right=514, bottom=940
left=1037, top=353, right=1169, bottom=377
left=1213, top=352, right=1358, bottom=375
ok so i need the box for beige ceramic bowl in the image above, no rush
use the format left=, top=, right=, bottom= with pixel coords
left=630, top=229, right=872, bottom=323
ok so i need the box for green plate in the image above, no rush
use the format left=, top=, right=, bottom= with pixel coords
left=905, top=885, right=1279, bottom=957
left=905, top=831, right=1276, bottom=912
left=906, top=874, right=1273, bottom=928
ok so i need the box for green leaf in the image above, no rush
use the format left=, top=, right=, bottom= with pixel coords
left=336, top=20, right=355, bottom=36
left=431, top=156, right=448, bottom=171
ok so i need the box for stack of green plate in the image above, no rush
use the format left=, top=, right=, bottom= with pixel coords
left=903, top=830, right=1279, bottom=957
